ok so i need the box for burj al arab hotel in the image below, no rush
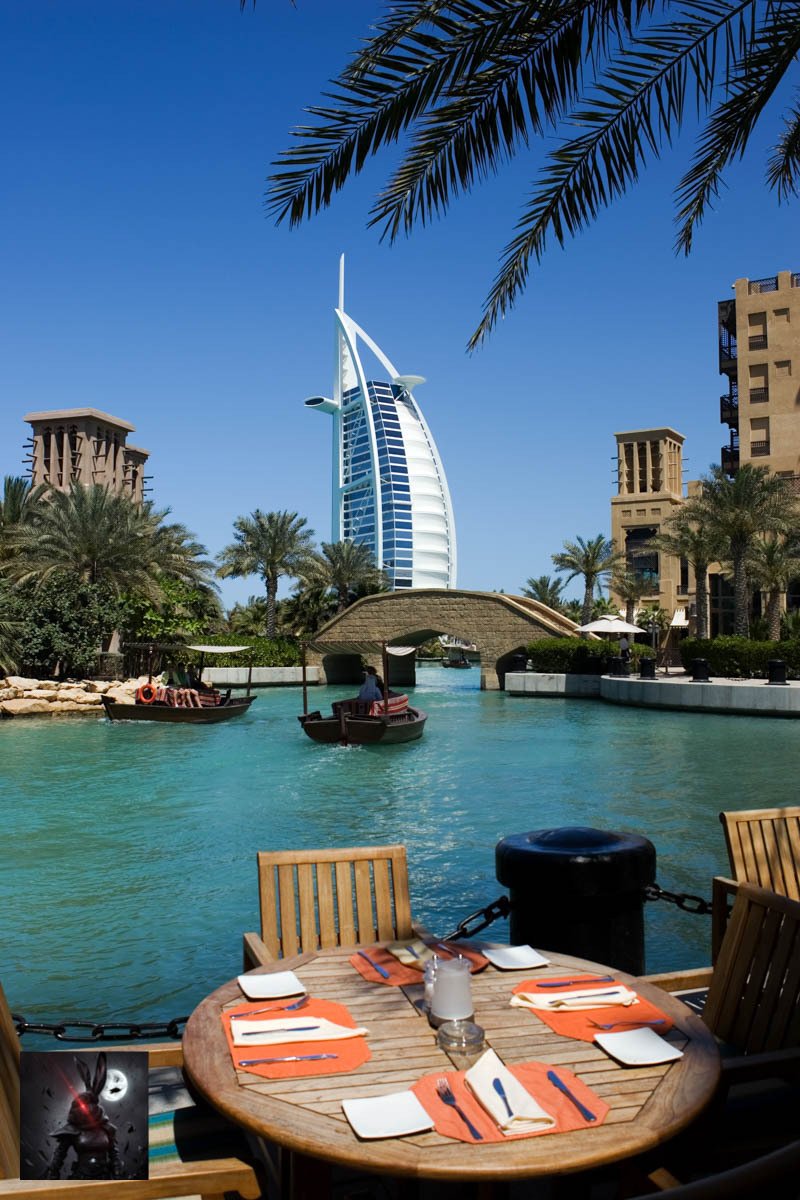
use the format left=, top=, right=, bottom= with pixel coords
left=304, top=258, right=457, bottom=590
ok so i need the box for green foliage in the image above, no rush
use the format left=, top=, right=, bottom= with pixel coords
left=679, top=636, right=796, bottom=679
left=182, top=634, right=301, bottom=668
left=526, top=638, right=655, bottom=674
left=120, top=577, right=223, bottom=643
left=10, top=575, right=122, bottom=678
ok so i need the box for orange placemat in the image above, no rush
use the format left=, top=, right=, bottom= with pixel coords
left=412, top=1062, right=608, bottom=1143
left=511, top=976, right=672, bottom=1043
left=350, top=942, right=488, bottom=986
left=222, top=997, right=371, bottom=1080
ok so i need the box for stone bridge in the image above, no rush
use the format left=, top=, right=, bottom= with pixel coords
left=307, top=589, right=578, bottom=690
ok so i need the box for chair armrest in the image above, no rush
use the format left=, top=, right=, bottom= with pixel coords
left=640, top=967, right=713, bottom=992
left=0, top=1157, right=261, bottom=1198
left=242, top=930, right=276, bottom=971
left=721, top=1046, right=800, bottom=1085
left=712, top=876, right=739, bottom=963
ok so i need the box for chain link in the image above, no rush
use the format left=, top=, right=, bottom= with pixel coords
left=643, top=883, right=713, bottom=916
left=443, top=895, right=511, bottom=941
left=12, top=1015, right=187, bottom=1042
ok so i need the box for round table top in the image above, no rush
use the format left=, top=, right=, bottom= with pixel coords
left=182, top=945, right=720, bottom=1182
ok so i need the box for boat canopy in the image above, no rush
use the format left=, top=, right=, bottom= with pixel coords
left=186, top=645, right=251, bottom=654
left=305, top=640, right=416, bottom=656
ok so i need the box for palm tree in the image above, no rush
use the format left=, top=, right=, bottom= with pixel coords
left=3, top=483, right=213, bottom=602
left=645, top=511, right=723, bottom=640
left=267, top=2, right=800, bottom=349
left=280, top=584, right=338, bottom=640
left=228, top=596, right=271, bottom=637
left=552, top=536, right=621, bottom=627
left=217, top=510, right=315, bottom=638
left=521, top=575, right=565, bottom=611
left=300, top=540, right=387, bottom=613
left=610, top=569, right=645, bottom=626
left=748, top=536, right=800, bottom=642
left=683, top=465, right=800, bottom=637
left=0, top=475, right=49, bottom=560
left=0, top=584, right=21, bottom=674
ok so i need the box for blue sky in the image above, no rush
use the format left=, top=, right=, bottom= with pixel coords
left=2, top=1, right=798, bottom=610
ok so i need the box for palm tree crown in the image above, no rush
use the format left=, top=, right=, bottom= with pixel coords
left=217, top=510, right=315, bottom=638
left=646, top=510, right=724, bottom=640
left=268, top=1, right=800, bottom=348
left=301, top=540, right=388, bottom=613
left=552, top=535, right=621, bottom=626
left=521, top=574, right=565, bottom=611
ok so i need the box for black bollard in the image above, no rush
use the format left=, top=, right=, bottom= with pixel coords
left=767, top=659, right=788, bottom=685
left=495, top=827, right=656, bottom=974
left=608, top=656, right=626, bottom=677
left=639, top=657, right=656, bottom=680
left=690, top=658, right=710, bottom=682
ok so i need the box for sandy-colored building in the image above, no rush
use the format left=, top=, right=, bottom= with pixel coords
left=610, top=427, right=688, bottom=616
left=718, top=269, right=800, bottom=482
left=23, top=408, right=150, bottom=503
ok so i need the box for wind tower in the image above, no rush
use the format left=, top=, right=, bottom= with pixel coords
left=304, top=256, right=457, bottom=590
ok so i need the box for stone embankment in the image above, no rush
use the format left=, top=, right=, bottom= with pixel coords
left=0, top=676, right=141, bottom=718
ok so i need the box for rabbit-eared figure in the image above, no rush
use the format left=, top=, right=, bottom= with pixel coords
left=47, top=1053, right=121, bottom=1179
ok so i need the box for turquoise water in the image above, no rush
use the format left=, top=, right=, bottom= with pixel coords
left=2, top=667, right=794, bottom=1037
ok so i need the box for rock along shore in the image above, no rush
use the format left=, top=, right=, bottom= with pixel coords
left=0, top=676, right=144, bottom=718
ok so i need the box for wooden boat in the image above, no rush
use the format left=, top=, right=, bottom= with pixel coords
left=298, top=693, right=427, bottom=745
left=102, top=643, right=256, bottom=724
left=101, top=692, right=256, bottom=723
left=299, top=639, right=427, bottom=746
left=442, top=656, right=471, bottom=668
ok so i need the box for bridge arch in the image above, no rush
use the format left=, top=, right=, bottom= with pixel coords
left=307, top=589, right=578, bottom=690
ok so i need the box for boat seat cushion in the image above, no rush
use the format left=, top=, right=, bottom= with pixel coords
left=369, top=693, right=408, bottom=717
left=148, top=1066, right=250, bottom=1165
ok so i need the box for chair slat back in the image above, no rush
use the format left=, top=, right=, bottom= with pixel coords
left=703, top=883, right=800, bottom=1054
left=0, top=982, right=21, bottom=1179
left=720, top=807, right=800, bottom=900
left=257, top=845, right=413, bottom=958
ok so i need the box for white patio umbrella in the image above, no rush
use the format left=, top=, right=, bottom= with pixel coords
left=578, top=615, right=646, bottom=635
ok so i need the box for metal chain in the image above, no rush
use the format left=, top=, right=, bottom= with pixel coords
left=443, top=895, right=511, bottom=941
left=643, top=883, right=713, bottom=916
left=12, top=1015, right=187, bottom=1042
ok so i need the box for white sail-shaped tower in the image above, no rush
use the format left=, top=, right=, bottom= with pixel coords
left=304, top=257, right=457, bottom=590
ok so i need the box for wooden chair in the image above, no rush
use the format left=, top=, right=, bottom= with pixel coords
left=627, top=1138, right=800, bottom=1198
left=242, top=844, right=414, bottom=969
left=0, top=981, right=262, bottom=1199
left=711, top=806, right=800, bottom=960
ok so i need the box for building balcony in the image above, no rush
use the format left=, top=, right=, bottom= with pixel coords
left=748, top=276, right=778, bottom=294
left=748, top=334, right=768, bottom=351
left=722, top=444, right=740, bottom=476
left=718, top=335, right=738, bottom=373
left=749, top=387, right=769, bottom=404
left=720, top=394, right=739, bottom=427
left=750, top=440, right=771, bottom=457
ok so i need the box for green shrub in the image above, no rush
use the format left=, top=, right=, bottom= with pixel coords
left=679, top=636, right=791, bottom=678
left=184, top=635, right=301, bottom=669
left=526, top=637, right=653, bottom=673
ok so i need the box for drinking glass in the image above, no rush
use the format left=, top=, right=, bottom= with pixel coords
left=436, top=1020, right=486, bottom=1069
left=430, top=956, right=473, bottom=1027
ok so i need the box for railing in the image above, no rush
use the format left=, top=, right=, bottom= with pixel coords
left=718, top=331, right=737, bottom=364
left=749, top=387, right=769, bottom=404
left=792, top=274, right=800, bottom=287
left=720, top=394, right=738, bottom=426
left=748, top=334, right=768, bottom=350
left=721, top=445, right=740, bottom=476
left=750, top=440, right=771, bottom=457
left=748, top=276, right=778, bottom=294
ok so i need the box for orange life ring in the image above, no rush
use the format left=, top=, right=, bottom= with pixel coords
left=136, top=683, right=157, bottom=704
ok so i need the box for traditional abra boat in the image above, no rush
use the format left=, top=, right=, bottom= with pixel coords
left=101, top=645, right=257, bottom=724
left=298, top=641, right=427, bottom=746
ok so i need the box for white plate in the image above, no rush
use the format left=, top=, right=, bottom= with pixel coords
left=482, top=945, right=550, bottom=970
left=594, top=1027, right=684, bottom=1066
left=342, top=1090, right=434, bottom=1140
left=236, top=971, right=305, bottom=1000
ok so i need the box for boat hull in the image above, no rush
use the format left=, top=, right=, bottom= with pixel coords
left=101, top=696, right=256, bottom=723
left=299, top=706, right=427, bottom=745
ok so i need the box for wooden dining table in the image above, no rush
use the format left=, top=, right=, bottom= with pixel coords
left=182, top=944, right=721, bottom=1187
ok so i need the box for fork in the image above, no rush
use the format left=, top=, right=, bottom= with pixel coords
left=229, top=995, right=309, bottom=1019
left=588, top=1018, right=666, bottom=1030
left=436, top=1078, right=483, bottom=1140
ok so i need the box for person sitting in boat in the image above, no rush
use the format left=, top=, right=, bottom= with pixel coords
left=358, top=666, right=384, bottom=703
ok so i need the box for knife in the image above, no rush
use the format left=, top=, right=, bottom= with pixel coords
left=546, top=1070, right=596, bottom=1122
left=240, top=1024, right=321, bottom=1037
left=492, top=1077, right=514, bottom=1120
left=357, top=950, right=390, bottom=979
left=546, top=990, right=623, bottom=1007
left=535, top=976, right=614, bottom=988
left=239, top=1054, right=338, bottom=1065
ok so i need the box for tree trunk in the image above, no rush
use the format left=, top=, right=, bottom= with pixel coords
left=733, top=548, right=749, bottom=638
left=581, top=583, right=594, bottom=627
left=625, top=599, right=635, bottom=624
left=266, top=577, right=278, bottom=639
left=695, top=562, right=709, bottom=640
left=767, top=591, right=782, bottom=642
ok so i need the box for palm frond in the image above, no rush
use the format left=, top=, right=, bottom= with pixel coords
left=766, top=98, right=800, bottom=200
